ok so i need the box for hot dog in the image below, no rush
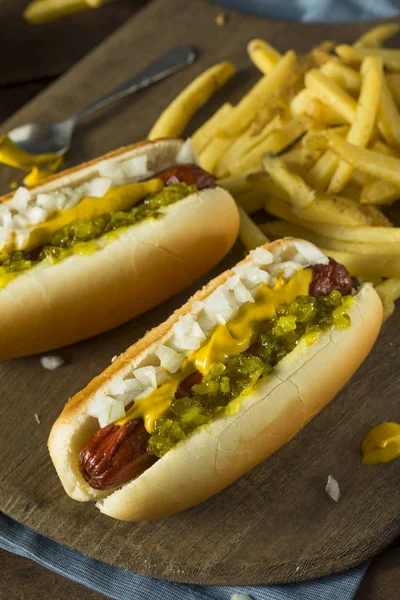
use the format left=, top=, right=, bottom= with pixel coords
left=49, top=238, right=382, bottom=520
left=0, top=138, right=239, bottom=359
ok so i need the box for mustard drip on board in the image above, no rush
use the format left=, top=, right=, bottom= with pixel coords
left=0, top=135, right=63, bottom=186
left=117, top=269, right=312, bottom=432
left=361, top=422, right=400, bottom=465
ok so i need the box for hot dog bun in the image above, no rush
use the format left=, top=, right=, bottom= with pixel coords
left=0, top=139, right=239, bottom=359
left=48, top=239, right=382, bottom=520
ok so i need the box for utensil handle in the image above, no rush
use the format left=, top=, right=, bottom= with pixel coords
left=75, top=45, right=197, bottom=122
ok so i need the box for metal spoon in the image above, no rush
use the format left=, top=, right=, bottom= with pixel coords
left=7, top=46, right=197, bottom=156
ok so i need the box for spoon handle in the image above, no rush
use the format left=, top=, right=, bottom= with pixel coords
left=74, top=46, right=197, bottom=123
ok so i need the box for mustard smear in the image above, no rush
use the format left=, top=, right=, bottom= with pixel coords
left=362, top=422, right=400, bottom=464
left=117, top=269, right=312, bottom=432
left=0, top=136, right=64, bottom=186
left=4, top=178, right=163, bottom=253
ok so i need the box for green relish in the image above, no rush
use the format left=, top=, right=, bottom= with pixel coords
left=0, top=183, right=195, bottom=280
left=148, top=290, right=354, bottom=457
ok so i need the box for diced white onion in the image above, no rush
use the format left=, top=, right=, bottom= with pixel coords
left=249, top=246, right=273, bottom=266
left=13, top=214, right=29, bottom=228
left=98, top=398, right=125, bottom=428
left=293, top=239, right=329, bottom=265
left=121, top=155, right=148, bottom=179
left=154, top=344, right=184, bottom=373
left=86, top=176, right=112, bottom=198
left=325, top=474, right=340, bottom=502
left=204, top=287, right=238, bottom=322
left=87, top=390, right=113, bottom=417
left=226, top=275, right=255, bottom=305
left=98, top=160, right=126, bottom=186
left=1, top=210, right=13, bottom=229
left=269, top=261, right=303, bottom=280
left=191, top=300, right=205, bottom=313
left=233, top=264, right=271, bottom=289
left=11, top=187, right=31, bottom=211
left=26, top=206, right=47, bottom=225
left=107, top=376, right=127, bottom=396
left=0, top=228, right=11, bottom=244
left=200, top=308, right=227, bottom=333
left=154, top=366, right=170, bottom=384
left=40, top=355, right=64, bottom=370
left=177, top=139, right=198, bottom=164
left=15, top=229, right=29, bottom=249
left=133, top=367, right=157, bottom=389
left=36, top=193, right=60, bottom=212
left=63, top=191, right=82, bottom=211
left=171, top=314, right=206, bottom=352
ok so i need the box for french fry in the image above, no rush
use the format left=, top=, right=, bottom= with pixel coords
left=307, top=149, right=338, bottom=190
left=264, top=189, right=389, bottom=226
left=360, top=180, right=400, bottom=205
left=215, top=115, right=282, bottom=178
left=235, top=190, right=265, bottom=214
left=386, top=73, right=400, bottom=108
left=261, top=220, right=399, bottom=255
left=218, top=174, right=275, bottom=213
left=191, top=103, right=233, bottom=154
left=370, top=139, right=398, bottom=156
left=216, top=175, right=252, bottom=196
left=319, top=249, right=400, bottom=278
left=237, top=204, right=269, bottom=250
left=198, top=136, right=235, bottom=174
left=299, top=221, right=400, bottom=243
left=327, top=131, right=400, bottom=187
left=306, top=99, right=348, bottom=125
left=320, top=61, right=361, bottom=94
left=148, top=62, right=236, bottom=139
left=280, top=146, right=322, bottom=170
left=377, top=75, right=400, bottom=147
left=351, top=168, right=375, bottom=187
left=219, top=50, right=297, bottom=137
left=250, top=51, right=320, bottom=135
left=336, top=45, right=400, bottom=72
left=229, top=117, right=309, bottom=176
left=341, top=181, right=361, bottom=201
left=305, top=68, right=357, bottom=123
left=263, top=156, right=315, bottom=207
left=247, top=39, right=281, bottom=74
left=375, top=278, right=400, bottom=321
left=354, top=23, right=400, bottom=48
left=23, top=0, right=107, bottom=23
left=290, top=89, right=312, bottom=117
left=328, top=57, right=383, bottom=194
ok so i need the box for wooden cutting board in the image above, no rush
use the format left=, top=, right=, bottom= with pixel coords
left=0, top=0, right=399, bottom=585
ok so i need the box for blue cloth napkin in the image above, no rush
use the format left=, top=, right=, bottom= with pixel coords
left=1, top=513, right=368, bottom=599
left=211, top=0, right=399, bottom=22
left=1, top=1, right=392, bottom=597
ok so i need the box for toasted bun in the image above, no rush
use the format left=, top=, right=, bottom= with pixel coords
left=0, top=139, right=239, bottom=359
left=48, top=240, right=383, bottom=519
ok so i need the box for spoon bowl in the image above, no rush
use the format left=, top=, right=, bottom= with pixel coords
left=7, top=46, right=197, bottom=157
left=8, top=118, right=76, bottom=155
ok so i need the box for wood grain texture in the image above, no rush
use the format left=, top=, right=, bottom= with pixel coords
left=0, top=0, right=399, bottom=586
left=0, top=0, right=147, bottom=87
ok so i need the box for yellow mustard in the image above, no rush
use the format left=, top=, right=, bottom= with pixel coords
left=117, top=269, right=312, bottom=432
left=361, top=422, right=400, bottom=465
left=4, top=178, right=163, bottom=253
left=0, top=135, right=63, bottom=186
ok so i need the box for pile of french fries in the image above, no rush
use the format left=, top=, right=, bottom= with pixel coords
left=150, top=23, right=400, bottom=321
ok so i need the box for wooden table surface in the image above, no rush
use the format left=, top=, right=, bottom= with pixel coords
left=1, top=1, right=400, bottom=598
